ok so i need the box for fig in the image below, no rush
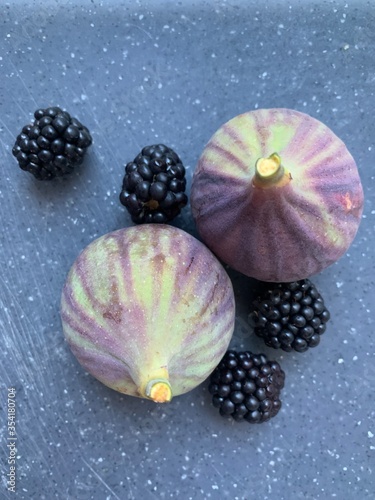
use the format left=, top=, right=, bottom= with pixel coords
left=60, top=224, right=235, bottom=402
left=190, top=108, right=364, bottom=282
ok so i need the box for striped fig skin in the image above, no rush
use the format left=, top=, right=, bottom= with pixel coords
left=61, top=225, right=235, bottom=401
left=190, top=108, right=364, bottom=282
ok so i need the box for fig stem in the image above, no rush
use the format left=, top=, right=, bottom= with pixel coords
left=145, top=379, right=173, bottom=403
left=254, top=153, right=291, bottom=188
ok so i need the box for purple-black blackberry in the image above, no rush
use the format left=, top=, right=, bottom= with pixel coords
left=12, top=107, right=92, bottom=180
left=249, top=279, right=330, bottom=353
left=119, top=144, right=188, bottom=224
left=208, top=350, right=285, bottom=423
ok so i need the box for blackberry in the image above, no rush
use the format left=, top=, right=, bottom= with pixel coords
left=249, top=279, right=330, bottom=353
left=12, top=107, right=92, bottom=180
left=208, top=350, right=285, bottom=423
left=119, top=144, right=188, bottom=224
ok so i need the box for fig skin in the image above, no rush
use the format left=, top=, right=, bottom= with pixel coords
left=60, top=224, right=235, bottom=402
left=190, top=108, right=364, bottom=282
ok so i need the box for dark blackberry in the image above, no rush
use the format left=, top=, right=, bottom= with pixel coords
left=209, top=350, right=285, bottom=423
left=249, top=279, right=330, bottom=353
left=119, top=144, right=188, bottom=224
left=12, top=107, right=92, bottom=180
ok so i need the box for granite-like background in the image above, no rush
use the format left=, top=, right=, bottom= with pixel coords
left=0, top=1, right=374, bottom=498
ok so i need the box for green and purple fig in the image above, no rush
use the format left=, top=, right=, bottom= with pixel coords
left=61, top=225, right=235, bottom=403
left=190, top=108, right=364, bottom=282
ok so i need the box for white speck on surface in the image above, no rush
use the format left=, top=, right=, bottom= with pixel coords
left=368, top=431, right=374, bottom=438
left=71, top=53, right=75, bottom=58
left=338, top=358, right=344, bottom=364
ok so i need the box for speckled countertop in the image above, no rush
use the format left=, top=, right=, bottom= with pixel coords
left=0, top=1, right=374, bottom=499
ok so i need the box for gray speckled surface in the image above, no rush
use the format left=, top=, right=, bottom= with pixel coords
left=1, top=1, right=374, bottom=498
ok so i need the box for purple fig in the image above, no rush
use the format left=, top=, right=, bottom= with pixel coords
left=190, top=108, right=364, bottom=282
left=61, top=225, right=235, bottom=402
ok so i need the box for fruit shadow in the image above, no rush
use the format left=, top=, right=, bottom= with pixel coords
left=224, top=266, right=298, bottom=374
left=24, top=150, right=96, bottom=203
left=77, top=371, right=215, bottom=452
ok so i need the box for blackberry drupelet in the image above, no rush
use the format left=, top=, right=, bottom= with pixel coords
left=12, top=107, right=92, bottom=180
left=119, top=144, right=188, bottom=224
left=249, top=279, right=330, bottom=353
left=208, top=350, right=285, bottom=423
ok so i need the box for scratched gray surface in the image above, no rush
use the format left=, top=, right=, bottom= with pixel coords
left=0, top=0, right=374, bottom=498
